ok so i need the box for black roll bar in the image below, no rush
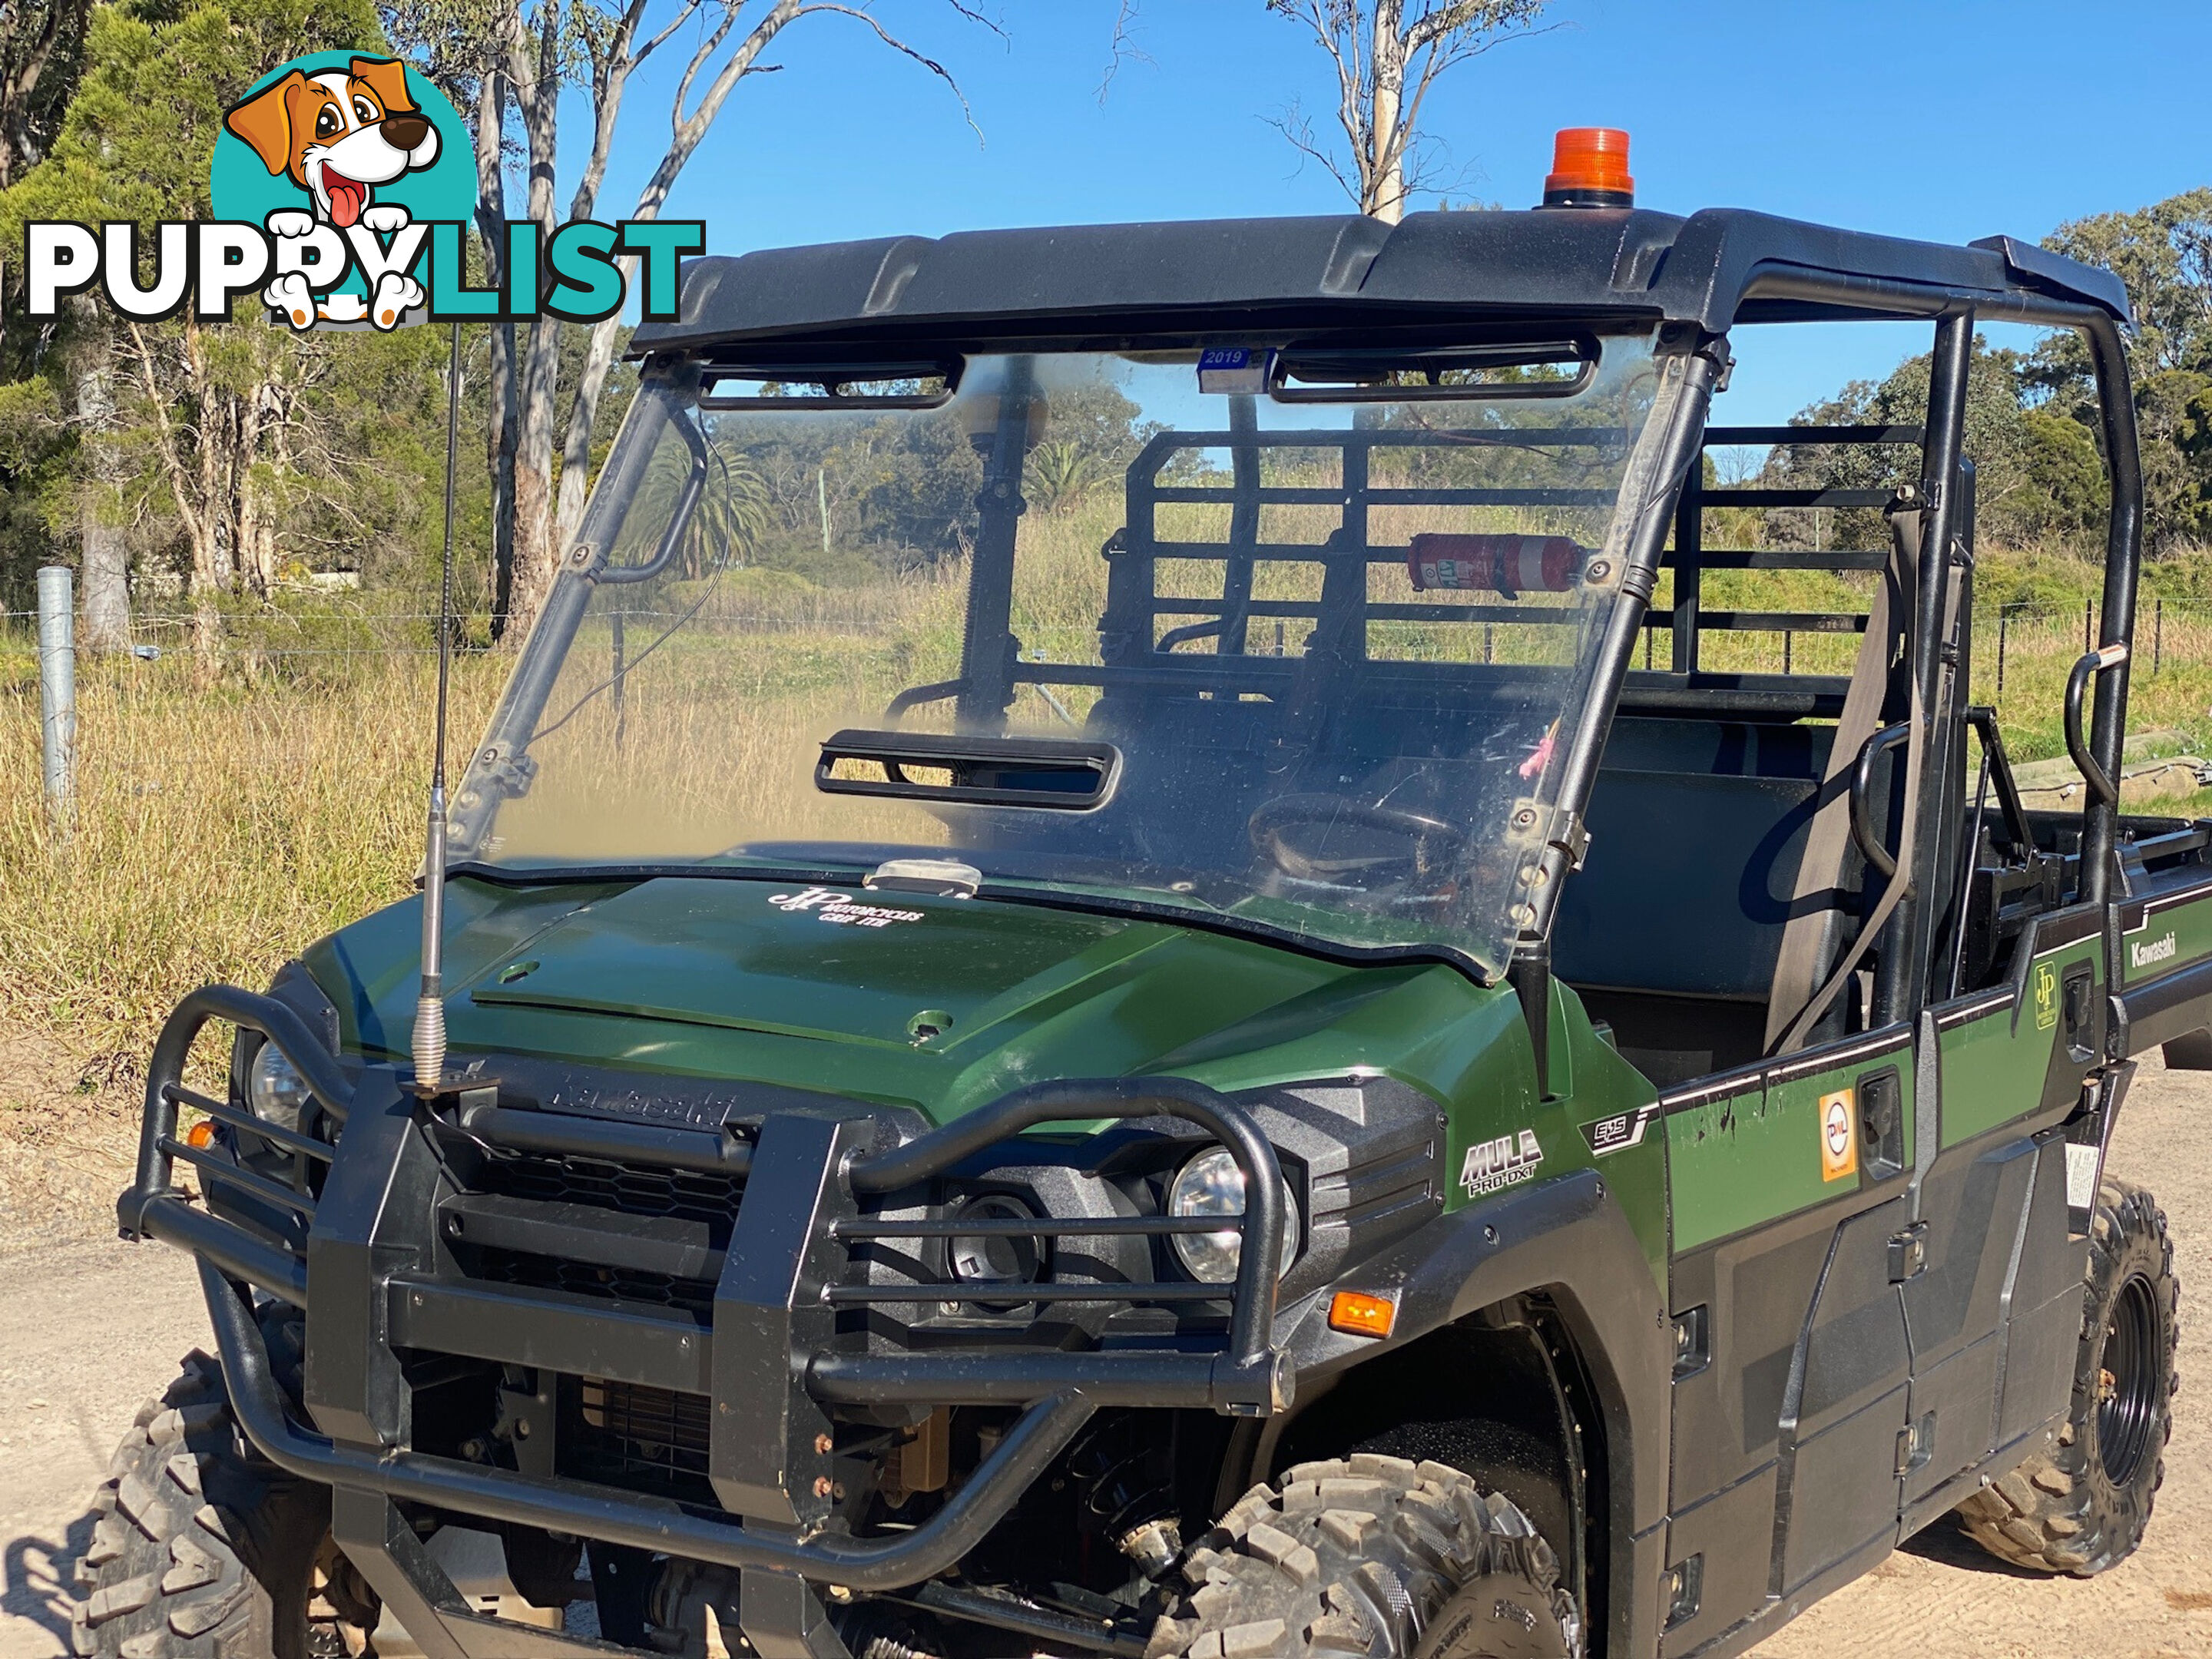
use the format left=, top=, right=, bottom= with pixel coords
left=1736, top=268, right=2143, bottom=912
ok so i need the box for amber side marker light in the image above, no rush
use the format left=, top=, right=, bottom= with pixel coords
left=186, top=1120, right=217, bottom=1149
left=1329, top=1290, right=1398, bottom=1339
left=1542, top=127, right=1634, bottom=209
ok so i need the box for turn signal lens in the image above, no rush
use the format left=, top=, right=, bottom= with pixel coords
left=1542, top=127, right=1634, bottom=208
left=185, top=1121, right=217, bottom=1150
left=1328, top=1290, right=1397, bottom=1339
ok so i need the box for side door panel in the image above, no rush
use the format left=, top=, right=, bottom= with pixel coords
left=1898, top=1134, right=2032, bottom=1508
left=1778, top=1193, right=1912, bottom=1589
left=1659, top=1028, right=1914, bottom=1655
left=1992, top=1141, right=2083, bottom=1457
left=1907, top=909, right=2104, bottom=1521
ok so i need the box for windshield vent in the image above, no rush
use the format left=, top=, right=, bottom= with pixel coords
left=816, top=730, right=1122, bottom=813
left=700, top=366, right=955, bottom=409
left=1273, top=338, right=1598, bottom=403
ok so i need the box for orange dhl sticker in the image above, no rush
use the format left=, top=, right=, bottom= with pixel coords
left=1820, top=1088, right=1859, bottom=1182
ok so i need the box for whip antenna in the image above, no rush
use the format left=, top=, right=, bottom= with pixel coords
left=415, top=320, right=462, bottom=1094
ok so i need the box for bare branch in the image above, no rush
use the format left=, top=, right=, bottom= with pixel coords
left=1261, top=100, right=1360, bottom=207
left=673, top=4, right=745, bottom=132
left=794, top=3, right=982, bottom=145
left=1096, top=0, right=1152, bottom=104
left=1270, top=0, right=1548, bottom=219
left=637, top=0, right=711, bottom=63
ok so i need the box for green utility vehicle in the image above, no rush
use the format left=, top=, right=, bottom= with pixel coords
left=94, top=152, right=2201, bottom=1659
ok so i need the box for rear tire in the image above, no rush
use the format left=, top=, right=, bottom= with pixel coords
left=1953, top=1177, right=2179, bottom=1576
left=70, top=1345, right=370, bottom=1659
left=1148, top=1453, right=1579, bottom=1658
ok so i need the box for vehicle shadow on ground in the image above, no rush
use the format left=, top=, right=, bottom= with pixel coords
left=2, top=1511, right=93, bottom=1653
left=1898, top=1515, right=2049, bottom=1579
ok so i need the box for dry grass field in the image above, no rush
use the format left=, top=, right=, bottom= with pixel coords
left=2, top=518, right=2209, bottom=1073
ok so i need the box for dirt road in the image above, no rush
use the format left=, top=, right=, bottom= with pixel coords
left=4, top=1060, right=2208, bottom=1659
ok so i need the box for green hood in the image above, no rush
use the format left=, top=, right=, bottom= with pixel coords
left=306, top=873, right=1522, bottom=1123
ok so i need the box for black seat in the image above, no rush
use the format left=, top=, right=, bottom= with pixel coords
left=1555, top=718, right=1849, bottom=1084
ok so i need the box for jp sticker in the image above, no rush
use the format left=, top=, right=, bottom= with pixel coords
left=2034, top=959, right=2059, bottom=1031
left=1461, top=1129, right=1543, bottom=1198
left=1820, top=1089, right=1858, bottom=1182
left=767, top=887, right=924, bottom=929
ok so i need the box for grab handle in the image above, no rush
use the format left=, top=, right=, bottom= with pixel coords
left=1850, top=724, right=1912, bottom=879
left=2064, top=642, right=2131, bottom=807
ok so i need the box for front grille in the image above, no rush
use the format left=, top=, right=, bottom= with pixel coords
left=475, top=1151, right=744, bottom=1230
left=473, top=1243, right=717, bottom=1315
left=569, top=1377, right=712, bottom=1501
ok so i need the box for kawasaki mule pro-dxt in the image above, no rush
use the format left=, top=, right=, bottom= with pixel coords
left=94, top=154, right=2202, bottom=1659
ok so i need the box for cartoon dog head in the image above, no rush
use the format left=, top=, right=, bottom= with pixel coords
left=224, top=57, right=440, bottom=230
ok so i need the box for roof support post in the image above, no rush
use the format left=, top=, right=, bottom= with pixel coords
left=1522, top=330, right=1723, bottom=952
left=2081, top=316, right=2144, bottom=913
left=1875, top=308, right=1973, bottom=1029
left=956, top=356, right=1038, bottom=730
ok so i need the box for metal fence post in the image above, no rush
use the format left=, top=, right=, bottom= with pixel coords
left=2084, top=597, right=2093, bottom=652
left=1996, top=607, right=2008, bottom=700
left=37, top=565, right=76, bottom=831
left=2154, top=598, right=2163, bottom=674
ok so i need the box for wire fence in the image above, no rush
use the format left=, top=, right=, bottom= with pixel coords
left=0, top=604, right=928, bottom=664
left=1991, top=597, right=2212, bottom=691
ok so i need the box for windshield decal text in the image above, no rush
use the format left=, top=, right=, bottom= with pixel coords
left=768, top=887, right=926, bottom=929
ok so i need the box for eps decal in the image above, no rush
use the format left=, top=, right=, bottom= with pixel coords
left=1581, top=1101, right=1661, bottom=1157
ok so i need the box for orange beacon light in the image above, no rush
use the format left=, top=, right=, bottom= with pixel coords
left=1542, top=127, right=1634, bottom=209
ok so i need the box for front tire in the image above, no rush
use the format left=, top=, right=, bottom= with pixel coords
left=1148, top=1454, right=1579, bottom=1658
left=1953, top=1176, right=2180, bottom=1575
left=71, top=1346, right=370, bottom=1659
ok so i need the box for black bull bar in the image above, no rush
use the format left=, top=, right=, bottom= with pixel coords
left=118, top=987, right=1293, bottom=1592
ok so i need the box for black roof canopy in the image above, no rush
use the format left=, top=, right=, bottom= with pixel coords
left=631, top=207, right=2130, bottom=363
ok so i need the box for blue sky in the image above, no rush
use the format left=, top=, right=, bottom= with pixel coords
left=570, top=0, right=2212, bottom=427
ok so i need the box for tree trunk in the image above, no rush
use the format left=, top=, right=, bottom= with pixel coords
left=503, top=2, right=567, bottom=642
left=472, top=59, right=520, bottom=636
left=554, top=307, right=623, bottom=548
left=1365, top=0, right=1407, bottom=221
left=488, top=320, right=518, bottom=628
left=178, top=326, right=235, bottom=598
left=237, top=378, right=283, bottom=594
left=69, top=301, right=130, bottom=653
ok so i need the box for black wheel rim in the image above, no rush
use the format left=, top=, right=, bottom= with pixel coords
left=2096, top=1273, right=2161, bottom=1487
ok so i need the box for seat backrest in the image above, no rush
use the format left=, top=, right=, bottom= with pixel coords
left=1554, top=718, right=1836, bottom=1002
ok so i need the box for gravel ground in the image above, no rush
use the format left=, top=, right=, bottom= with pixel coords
left=2, top=1055, right=2206, bottom=1659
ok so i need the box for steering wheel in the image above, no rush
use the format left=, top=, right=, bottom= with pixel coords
left=1247, top=794, right=1469, bottom=896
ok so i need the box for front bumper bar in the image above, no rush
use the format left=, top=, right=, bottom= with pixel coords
left=121, top=985, right=1292, bottom=1595
left=198, top=1259, right=1096, bottom=1592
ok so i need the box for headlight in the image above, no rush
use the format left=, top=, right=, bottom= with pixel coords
left=948, top=1194, right=1043, bottom=1303
left=247, top=1042, right=313, bottom=1133
left=1169, top=1147, right=1296, bottom=1285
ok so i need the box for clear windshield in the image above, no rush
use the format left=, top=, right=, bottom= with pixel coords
left=453, top=337, right=1677, bottom=975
